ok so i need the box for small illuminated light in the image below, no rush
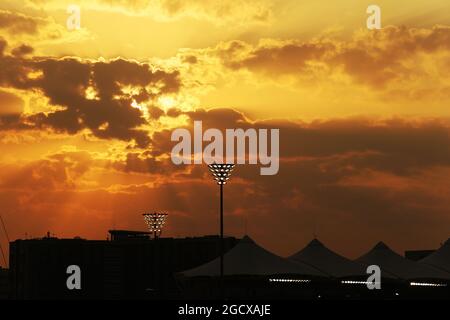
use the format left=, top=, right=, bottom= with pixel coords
left=269, top=278, right=311, bottom=284
left=409, top=282, right=447, bottom=287
left=341, top=280, right=381, bottom=285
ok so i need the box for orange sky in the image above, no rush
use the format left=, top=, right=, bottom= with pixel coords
left=0, top=0, right=450, bottom=266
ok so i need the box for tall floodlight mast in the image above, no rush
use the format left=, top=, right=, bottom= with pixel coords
left=207, top=163, right=235, bottom=285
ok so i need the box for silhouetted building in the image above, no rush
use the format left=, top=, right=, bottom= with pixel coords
left=9, top=231, right=238, bottom=299
left=0, top=268, right=8, bottom=299
left=108, top=230, right=151, bottom=241
left=7, top=233, right=450, bottom=300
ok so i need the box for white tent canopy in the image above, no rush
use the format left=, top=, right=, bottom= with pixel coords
left=179, top=235, right=326, bottom=277
left=289, top=239, right=368, bottom=278
left=420, top=238, right=450, bottom=273
left=356, top=242, right=450, bottom=280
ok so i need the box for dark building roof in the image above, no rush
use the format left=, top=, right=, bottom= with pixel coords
left=356, top=241, right=450, bottom=280
left=108, top=229, right=151, bottom=241
left=289, top=239, right=367, bottom=278
left=179, top=235, right=326, bottom=277
left=405, top=250, right=435, bottom=261
left=420, top=238, right=450, bottom=273
left=9, top=234, right=239, bottom=299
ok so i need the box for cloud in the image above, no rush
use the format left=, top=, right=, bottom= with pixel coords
left=11, top=44, right=33, bottom=57
left=154, top=0, right=272, bottom=24
left=152, top=107, right=450, bottom=173
left=112, top=151, right=188, bottom=175
left=37, top=0, right=273, bottom=25
left=0, top=149, right=93, bottom=191
left=0, top=90, right=26, bottom=130
left=0, top=37, right=6, bottom=56
left=200, top=26, right=450, bottom=93
left=0, top=89, right=24, bottom=115
left=0, top=39, right=182, bottom=147
left=0, top=9, right=46, bottom=35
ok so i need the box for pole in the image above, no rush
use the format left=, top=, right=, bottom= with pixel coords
left=0, top=214, right=8, bottom=267
left=220, top=183, right=224, bottom=296
left=0, top=214, right=9, bottom=242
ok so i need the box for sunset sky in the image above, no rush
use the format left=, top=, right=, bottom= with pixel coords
left=0, top=0, right=450, bottom=265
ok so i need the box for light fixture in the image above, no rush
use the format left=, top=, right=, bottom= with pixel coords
left=208, top=163, right=235, bottom=185
left=269, top=278, right=311, bottom=283
left=142, top=212, right=168, bottom=239
left=341, top=280, right=376, bottom=285
left=409, top=282, right=447, bottom=287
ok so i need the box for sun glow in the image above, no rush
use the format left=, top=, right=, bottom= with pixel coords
left=157, top=95, right=176, bottom=110
left=131, top=100, right=149, bottom=119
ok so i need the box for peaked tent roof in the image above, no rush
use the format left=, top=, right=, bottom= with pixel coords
left=289, top=239, right=368, bottom=278
left=179, top=236, right=326, bottom=277
left=356, top=242, right=450, bottom=280
left=420, top=238, right=450, bottom=273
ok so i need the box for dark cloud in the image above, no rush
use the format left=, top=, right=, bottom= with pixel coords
left=152, top=108, right=450, bottom=175
left=113, top=151, right=188, bottom=175
left=274, top=117, right=450, bottom=174
left=224, top=40, right=334, bottom=73
left=182, top=55, right=198, bottom=64
left=148, top=106, right=165, bottom=119
left=217, top=26, right=450, bottom=88
left=0, top=48, right=34, bottom=90
left=11, top=44, right=33, bottom=57
left=0, top=37, right=6, bottom=56
left=0, top=39, right=182, bottom=147
left=92, top=59, right=180, bottom=100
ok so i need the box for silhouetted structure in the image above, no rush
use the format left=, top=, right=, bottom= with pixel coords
left=0, top=268, right=8, bottom=299
left=207, top=163, right=235, bottom=285
left=6, top=233, right=450, bottom=300
left=405, top=250, right=435, bottom=261
left=108, top=230, right=151, bottom=241
left=178, top=237, right=450, bottom=300
left=142, top=213, right=168, bottom=239
left=289, top=239, right=368, bottom=278
left=420, top=239, right=450, bottom=273
left=356, top=242, right=450, bottom=281
left=9, top=231, right=238, bottom=299
left=178, top=235, right=327, bottom=299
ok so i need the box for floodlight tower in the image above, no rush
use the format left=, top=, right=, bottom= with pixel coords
left=207, top=163, right=235, bottom=281
left=142, top=212, right=168, bottom=239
